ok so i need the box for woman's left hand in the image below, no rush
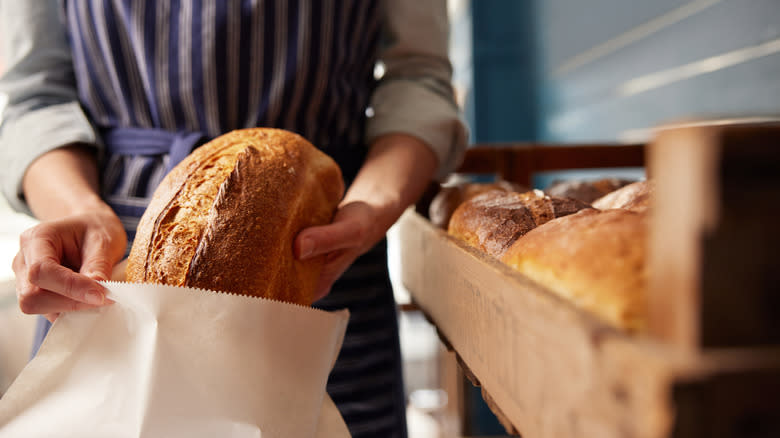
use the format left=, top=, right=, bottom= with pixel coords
left=294, top=133, right=439, bottom=301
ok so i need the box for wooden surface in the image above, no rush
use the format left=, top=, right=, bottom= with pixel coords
left=457, top=143, right=645, bottom=187
left=648, top=121, right=780, bottom=349
left=403, top=129, right=780, bottom=436
left=646, top=125, right=718, bottom=349
left=399, top=210, right=780, bottom=438
left=399, top=210, right=674, bottom=438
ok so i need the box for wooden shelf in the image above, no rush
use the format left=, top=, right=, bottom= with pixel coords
left=399, top=122, right=780, bottom=437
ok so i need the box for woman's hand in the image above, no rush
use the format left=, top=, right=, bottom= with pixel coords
left=13, top=206, right=127, bottom=322
left=295, top=201, right=387, bottom=300
left=14, top=145, right=126, bottom=322
left=295, top=133, right=438, bottom=300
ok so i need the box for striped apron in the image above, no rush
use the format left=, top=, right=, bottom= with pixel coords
left=31, top=1, right=407, bottom=436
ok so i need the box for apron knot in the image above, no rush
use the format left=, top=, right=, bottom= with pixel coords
left=102, top=127, right=208, bottom=174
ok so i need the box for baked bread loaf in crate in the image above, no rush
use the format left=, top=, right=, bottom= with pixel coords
left=428, top=180, right=527, bottom=229
left=447, top=189, right=590, bottom=259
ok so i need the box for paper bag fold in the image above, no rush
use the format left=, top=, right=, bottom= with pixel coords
left=0, top=282, right=351, bottom=438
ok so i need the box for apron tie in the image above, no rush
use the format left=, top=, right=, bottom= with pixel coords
left=102, top=127, right=208, bottom=173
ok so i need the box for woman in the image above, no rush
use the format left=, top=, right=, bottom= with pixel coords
left=0, top=0, right=466, bottom=436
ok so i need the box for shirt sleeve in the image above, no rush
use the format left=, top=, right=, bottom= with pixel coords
left=0, top=1, right=101, bottom=215
left=365, top=0, right=469, bottom=181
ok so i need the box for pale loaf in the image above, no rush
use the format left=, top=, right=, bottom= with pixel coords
left=500, top=209, right=647, bottom=331
left=592, top=180, right=654, bottom=213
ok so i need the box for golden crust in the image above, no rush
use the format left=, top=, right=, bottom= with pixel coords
left=447, top=190, right=590, bottom=259
left=500, top=209, right=647, bottom=331
left=126, top=128, right=344, bottom=306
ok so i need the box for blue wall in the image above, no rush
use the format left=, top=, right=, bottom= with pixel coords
left=537, top=0, right=780, bottom=142
left=469, top=0, right=780, bottom=144
left=470, top=1, right=538, bottom=142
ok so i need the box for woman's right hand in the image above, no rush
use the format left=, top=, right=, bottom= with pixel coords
left=13, top=206, right=127, bottom=322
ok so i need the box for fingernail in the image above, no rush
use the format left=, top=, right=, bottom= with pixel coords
left=299, top=237, right=314, bottom=259
left=85, top=289, right=105, bottom=305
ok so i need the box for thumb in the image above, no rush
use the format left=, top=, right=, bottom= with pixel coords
left=78, top=231, right=116, bottom=282
left=295, top=202, right=373, bottom=259
left=295, top=220, right=364, bottom=260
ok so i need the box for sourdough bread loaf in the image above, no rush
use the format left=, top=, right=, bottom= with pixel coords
left=126, top=128, right=344, bottom=305
left=500, top=209, right=647, bottom=331
left=428, top=180, right=528, bottom=229
left=447, top=189, right=590, bottom=259
left=545, top=178, right=635, bottom=204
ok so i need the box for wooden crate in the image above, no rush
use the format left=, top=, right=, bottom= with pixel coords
left=398, top=121, right=780, bottom=437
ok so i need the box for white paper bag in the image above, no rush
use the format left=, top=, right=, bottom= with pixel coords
left=0, top=281, right=351, bottom=438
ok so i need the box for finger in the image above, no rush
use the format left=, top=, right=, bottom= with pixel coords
left=294, top=208, right=370, bottom=260
left=15, top=250, right=47, bottom=311
left=12, top=251, right=25, bottom=278
left=15, top=252, right=34, bottom=304
left=22, top=230, right=106, bottom=304
left=19, top=224, right=62, bottom=263
left=16, top=237, right=107, bottom=312
left=111, top=258, right=128, bottom=282
left=25, top=258, right=106, bottom=306
left=45, top=313, right=60, bottom=323
left=79, top=229, right=115, bottom=281
left=312, top=250, right=358, bottom=300
left=18, top=288, right=102, bottom=316
left=295, top=223, right=360, bottom=260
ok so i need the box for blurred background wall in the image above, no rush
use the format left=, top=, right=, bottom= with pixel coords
left=536, top=0, right=780, bottom=142
left=463, top=0, right=780, bottom=145
left=0, top=23, right=40, bottom=401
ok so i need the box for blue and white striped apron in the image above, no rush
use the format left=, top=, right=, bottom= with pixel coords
left=32, top=1, right=407, bottom=435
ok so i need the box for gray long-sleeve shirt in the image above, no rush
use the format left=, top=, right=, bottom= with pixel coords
left=0, top=0, right=467, bottom=215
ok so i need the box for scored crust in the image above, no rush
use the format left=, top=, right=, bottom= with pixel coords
left=545, top=178, right=635, bottom=204
left=126, top=128, right=344, bottom=305
left=447, top=189, right=590, bottom=259
left=428, top=180, right=528, bottom=229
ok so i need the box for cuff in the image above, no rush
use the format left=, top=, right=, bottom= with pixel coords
left=1, top=102, right=100, bottom=215
left=365, top=79, right=468, bottom=181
